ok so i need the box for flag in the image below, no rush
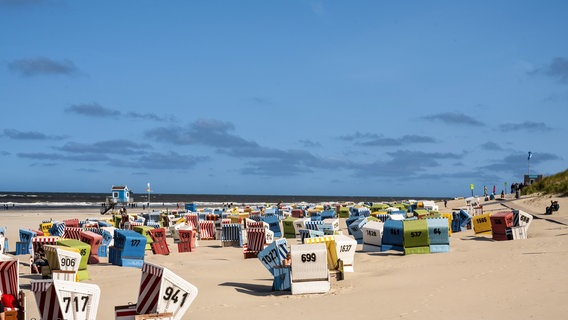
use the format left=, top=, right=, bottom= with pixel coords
left=146, top=182, right=151, bottom=192
left=528, top=152, right=532, bottom=160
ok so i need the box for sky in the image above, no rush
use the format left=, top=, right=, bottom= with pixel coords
left=1, top=1, right=567, bottom=198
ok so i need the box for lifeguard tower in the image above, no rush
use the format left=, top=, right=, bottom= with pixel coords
left=101, top=185, right=134, bottom=215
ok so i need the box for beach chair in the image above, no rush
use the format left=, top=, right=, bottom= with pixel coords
left=491, top=211, right=514, bottom=241
left=347, top=216, right=367, bottom=244
left=381, top=219, right=404, bottom=252
left=110, top=229, right=147, bottom=268
left=263, top=215, right=282, bottom=238
left=134, top=262, right=198, bottom=320
left=362, top=220, right=383, bottom=252
left=402, top=219, right=431, bottom=255
left=148, top=228, right=170, bottom=255
left=244, top=227, right=266, bottom=258
left=258, top=239, right=291, bottom=291
left=290, top=243, right=330, bottom=295
left=0, top=253, right=27, bottom=320
left=31, top=279, right=100, bottom=320
left=177, top=229, right=197, bottom=253
left=221, top=223, right=243, bottom=247
left=426, top=218, right=450, bottom=253
left=472, top=212, right=493, bottom=234
left=80, top=230, right=103, bottom=263
left=198, top=220, right=216, bottom=240
left=42, top=244, right=81, bottom=281
left=333, top=234, right=357, bottom=272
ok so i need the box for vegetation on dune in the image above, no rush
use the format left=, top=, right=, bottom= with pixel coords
left=523, top=168, right=568, bottom=197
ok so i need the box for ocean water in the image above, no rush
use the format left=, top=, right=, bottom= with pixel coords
left=0, top=191, right=444, bottom=209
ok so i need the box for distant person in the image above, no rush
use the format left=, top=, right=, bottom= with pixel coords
left=484, top=186, right=488, bottom=196
left=501, top=190, right=505, bottom=199
left=493, top=185, right=496, bottom=195
left=32, top=248, right=48, bottom=274
left=120, top=208, right=129, bottom=229
left=444, top=199, right=448, bottom=208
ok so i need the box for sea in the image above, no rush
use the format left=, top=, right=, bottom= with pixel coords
left=0, top=191, right=445, bottom=209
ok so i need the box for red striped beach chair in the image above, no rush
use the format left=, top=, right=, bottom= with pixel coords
left=31, top=279, right=100, bottom=320
left=135, top=262, right=198, bottom=319
left=0, top=254, right=27, bottom=320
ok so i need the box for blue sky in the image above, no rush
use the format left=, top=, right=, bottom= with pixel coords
left=1, top=1, right=567, bottom=197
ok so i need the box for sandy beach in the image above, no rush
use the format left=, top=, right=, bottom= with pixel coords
left=2, top=194, right=567, bottom=320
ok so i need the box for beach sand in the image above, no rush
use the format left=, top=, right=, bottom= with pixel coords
left=2, top=194, right=567, bottom=320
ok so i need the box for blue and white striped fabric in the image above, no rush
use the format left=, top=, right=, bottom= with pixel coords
left=305, top=221, right=323, bottom=231
left=298, top=229, right=310, bottom=244
left=264, top=215, right=281, bottom=238
left=49, top=222, right=66, bottom=237
left=222, top=223, right=242, bottom=246
left=146, top=221, right=161, bottom=229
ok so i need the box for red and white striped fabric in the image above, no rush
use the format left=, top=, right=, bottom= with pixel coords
left=128, top=221, right=144, bottom=230
left=198, top=221, right=215, bottom=240
left=63, top=227, right=83, bottom=240
left=136, top=262, right=164, bottom=315
left=31, top=280, right=62, bottom=320
left=221, top=218, right=232, bottom=225
left=0, top=256, right=19, bottom=297
left=246, top=221, right=265, bottom=229
left=32, top=236, right=61, bottom=254
left=31, top=279, right=100, bottom=320
left=115, top=304, right=137, bottom=320
left=246, top=228, right=266, bottom=252
left=185, top=213, right=199, bottom=229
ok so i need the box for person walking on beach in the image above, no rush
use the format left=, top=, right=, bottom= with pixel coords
left=120, top=207, right=129, bottom=229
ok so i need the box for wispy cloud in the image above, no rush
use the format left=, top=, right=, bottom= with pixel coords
left=145, top=119, right=257, bottom=148
left=65, top=103, right=120, bottom=118
left=299, top=139, right=321, bottom=148
left=531, top=57, right=568, bottom=83
left=480, top=141, right=504, bottom=151
left=351, top=150, right=463, bottom=178
left=65, top=103, right=174, bottom=122
left=422, top=112, right=485, bottom=126
left=339, top=131, right=437, bottom=146
left=126, top=112, right=175, bottom=122
left=2, top=129, right=66, bottom=140
left=499, top=121, right=552, bottom=132
left=8, top=57, right=78, bottom=76
left=112, top=151, right=208, bottom=170
left=0, top=150, right=10, bottom=156
left=56, top=139, right=151, bottom=155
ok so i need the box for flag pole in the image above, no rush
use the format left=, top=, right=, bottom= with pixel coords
left=527, top=151, right=532, bottom=176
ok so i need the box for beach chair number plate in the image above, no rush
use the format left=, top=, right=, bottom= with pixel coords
left=261, top=248, right=278, bottom=265
left=301, top=253, right=316, bottom=262
left=62, top=295, right=89, bottom=313
left=61, top=257, right=76, bottom=268
left=162, top=286, right=189, bottom=307
left=157, top=276, right=197, bottom=317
